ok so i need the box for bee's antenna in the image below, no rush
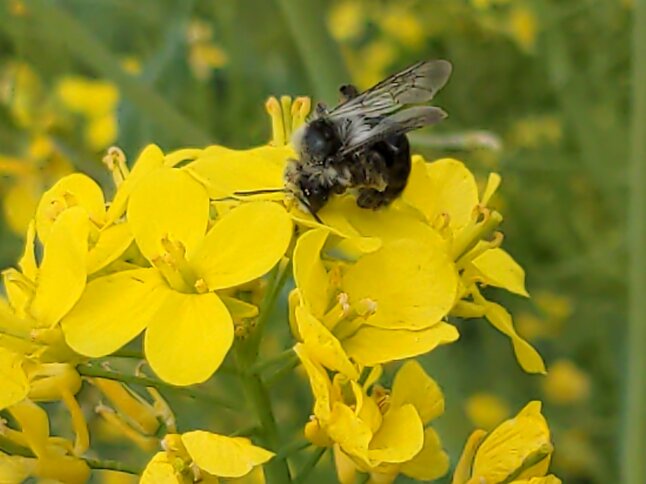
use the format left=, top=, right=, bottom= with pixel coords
left=297, top=196, right=324, bottom=224
left=233, top=188, right=287, bottom=196
left=231, top=188, right=324, bottom=224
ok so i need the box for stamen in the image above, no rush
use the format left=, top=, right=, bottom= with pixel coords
left=265, top=97, right=286, bottom=146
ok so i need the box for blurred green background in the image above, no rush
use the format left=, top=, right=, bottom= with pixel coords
left=0, top=0, right=640, bottom=483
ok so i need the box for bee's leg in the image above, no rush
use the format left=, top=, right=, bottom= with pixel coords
left=339, top=84, right=360, bottom=102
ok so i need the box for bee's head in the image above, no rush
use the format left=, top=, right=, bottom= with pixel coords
left=298, top=176, right=331, bottom=214
left=300, top=118, right=342, bottom=165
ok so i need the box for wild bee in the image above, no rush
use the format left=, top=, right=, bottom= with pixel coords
left=284, top=59, right=452, bottom=216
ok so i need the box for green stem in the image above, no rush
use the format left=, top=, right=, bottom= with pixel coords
left=77, top=364, right=238, bottom=411
left=266, top=355, right=300, bottom=386
left=28, top=1, right=211, bottom=146
left=248, top=348, right=296, bottom=375
left=292, top=447, right=326, bottom=484
left=236, top=371, right=291, bottom=483
left=234, top=263, right=293, bottom=483
left=274, top=439, right=311, bottom=460
left=84, top=458, right=141, bottom=475
left=274, top=0, right=349, bottom=103
left=624, top=0, right=646, bottom=482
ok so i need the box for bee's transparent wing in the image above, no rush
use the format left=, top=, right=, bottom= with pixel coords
left=330, top=59, right=452, bottom=119
left=328, top=59, right=452, bottom=156
left=339, top=106, right=447, bottom=156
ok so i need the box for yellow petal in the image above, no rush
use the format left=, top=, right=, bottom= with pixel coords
left=333, top=445, right=358, bottom=484
left=342, top=240, right=458, bottom=330
left=145, top=291, right=233, bottom=385
left=511, top=476, right=562, bottom=484
left=2, top=269, right=32, bottom=319
left=191, top=202, right=292, bottom=290
left=87, top=223, right=133, bottom=274
left=471, top=248, right=529, bottom=297
left=296, top=306, right=358, bottom=379
left=220, top=296, right=259, bottom=320
left=165, top=148, right=203, bottom=167
left=0, top=348, right=28, bottom=410
left=30, top=206, right=89, bottom=325
left=326, top=403, right=372, bottom=462
left=181, top=432, right=274, bottom=478
left=106, top=144, right=165, bottom=225
left=328, top=195, right=448, bottom=250
left=400, top=427, right=449, bottom=480
left=452, top=430, right=488, bottom=484
left=18, top=220, right=37, bottom=280
left=127, top=168, right=209, bottom=261
left=9, top=400, right=50, bottom=457
left=186, top=146, right=289, bottom=198
left=293, top=228, right=331, bottom=318
left=472, top=401, right=552, bottom=482
left=482, top=300, right=546, bottom=374
left=294, top=344, right=332, bottom=422
left=35, top=173, right=105, bottom=243
left=32, top=455, right=90, bottom=483
left=0, top=452, right=34, bottom=484
left=62, top=268, right=167, bottom=357
left=140, top=452, right=187, bottom=484
left=481, top=173, right=501, bottom=206
left=390, top=360, right=444, bottom=424
left=403, top=157, right=478, bottom=230
left=367, top=404, right=424, bottom=464
left=343, top=322, right=459, bottom=366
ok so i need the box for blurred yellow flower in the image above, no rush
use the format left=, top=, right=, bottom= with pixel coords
left=327, top=0, right=366, bottom=42
left=0, top=135, right=74, bottom=235
left=542, top=359, right=591, bottom=405
left=508, top=6, right=538, bottom=52
left=56, top=76, right=119, bottom=150
left=509, top=116, right=563, bottom=149
left=379, top=6, right=426, bottom=48
left=465, top=393, right=511, bottom=431
left=186, top=20, right=228, bottom=80
left=141, top=432, right=273, bottom=483
left=453, top=401, right=560, bottom=484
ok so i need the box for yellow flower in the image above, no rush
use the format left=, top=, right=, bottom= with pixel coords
left=465, top=393, right=511, bottom=431
left=404, top=156, right=545, bottom=374
left=298, top=347, right=448, bottom=481
left=453, top=401, right=560, bottom=484
left=541, top=359, right=590, bottom=405
left=140, top=432, right=274, bottom=483
left=62, top=167, right=292, bottom=385
left=292, top=227, right=459, bottom=369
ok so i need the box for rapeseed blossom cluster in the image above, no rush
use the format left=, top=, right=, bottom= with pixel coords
left=0, top=96, right=559, bottom=483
